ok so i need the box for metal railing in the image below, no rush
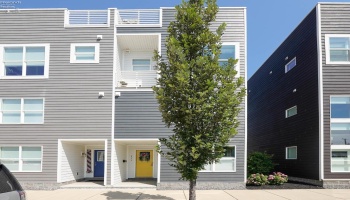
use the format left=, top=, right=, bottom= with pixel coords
left=117, top=71, right=158, bottom=88
left=116, top=9, right=161, bottom=26
left=65, top=10, right=110, bottom=27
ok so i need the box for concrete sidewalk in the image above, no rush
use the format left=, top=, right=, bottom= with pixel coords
left=27, top=189, right=350, bottom=200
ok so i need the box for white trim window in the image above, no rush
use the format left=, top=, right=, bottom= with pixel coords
left=286, top=146, right=297, bottom=159
left=0, top=44, right=50, bottom=78
left=0, top=146, right=43, bottom=172
left=285, top=57, right=296, bottom=73
left=132, top=59, right=151, bottom=71
left=0, top=98, right=44, bottom=124
left=70, top=43, right=100, bottom=63
left=202, top=146, right=236, bottom=172
left=325, top=34, right=350, bottom=64
left=285, top=106, right=297, bottom=118
left=220, top=42, right=240, bottom=77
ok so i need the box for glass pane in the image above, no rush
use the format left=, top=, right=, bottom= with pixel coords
left=22, top=160, right=41, bottom=171
left=26, top=61, right=44, bottom=75
left=220, top=45, right=235, bottom=60
left=216, top=159, right=235, bottom=171
left=330, top=37, right=350, bottom=49
left=287, top=147, right=297, bottom=159
left=224, top=147, right=235, bottom=157
left=2, top=99, right=21, bottom=111
left=0, top=147, right=19, bottom=158
left=26, top=47, right=45, bottom=61
left=4, top=63, right=22, bottom=76
left=0, top=160, right=19, bottom=171
left=287, top=107, right=297, bottom=117
left=24, top=99, right=43, bottom=111
left=97, top=151, right=104, bottom=162
left=331, top=123, right=350, bottom=145
left=132, top=59, right=150, bottom=65
left=2, top=112, right=21, bottom=123
left=331, top=97, right=350, bottom=118
left=330, top=50, right=350, bottom=62
left=22, top=147, right=41, bottom=159
left=76, top=46, right=95, bottom=53
left=219, top=61, right=228, bottom=67
left=24, top=112, right=43, bottom=123
left=4, top=47, right=23, bottom=61
left=286, top=58, right=296, bottom=72
left=76, top=54, right=95, bottom=60
left=133, top=66, right=150, bottom=71
left=331, top=150, right=350, bottom=172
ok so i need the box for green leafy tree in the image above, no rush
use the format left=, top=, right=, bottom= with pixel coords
left=153, top=0, right=245, bottom=199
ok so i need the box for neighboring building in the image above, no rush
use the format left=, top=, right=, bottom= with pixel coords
left=248, top=2, right=350, bottom=188
left=0, top=7, right=247, bottom=189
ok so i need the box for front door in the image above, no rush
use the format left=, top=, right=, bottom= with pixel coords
left=94, top=150, right=104, bottom=177
left=136, top=150, right=153, bottom=178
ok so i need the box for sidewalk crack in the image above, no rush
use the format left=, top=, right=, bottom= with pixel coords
left=223, top=190, right=238, bottom=200
left=264, top=190, right=291, bottom=200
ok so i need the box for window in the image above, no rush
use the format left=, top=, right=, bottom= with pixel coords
left=0, top=146, right=42, bottom=172
left=0, top=98, right=44, bottom=124
left=325, top=35, right=350, bottom=64
left=331, top=97, right=350, bottom=118
left=70, top=43, right=99, bottom=63
left=219, top=43, right=240, bottom=77
left=331, top=150, right=350, bottom=172
left=285, top=106, right=297, bottom=118
left=0, top=44, right=49, bottom=78
left=202, top=146, right=236, bottom=172
left=285, top=57, right=296, bottom=73
left=286, top=146, right=297, bottom=159
left=331, top=123, right=350, bottom=145
left=132, top=59, right=151, bottom=71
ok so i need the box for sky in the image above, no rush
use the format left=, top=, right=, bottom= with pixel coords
left=8, top=0, right=350, bottom=78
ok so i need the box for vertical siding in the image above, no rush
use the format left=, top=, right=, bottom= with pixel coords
left=113, top=143, right=127, bottom=184
left=320, top=3, right=350, bottom=179
left=248, top=9, right=320, bottom=180
left=0, top=9, right=115, bottom=184
left=115, top=8, right=246, bottom=182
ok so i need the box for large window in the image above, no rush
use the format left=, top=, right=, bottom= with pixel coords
left=70, top=43, right=99, bottom=63
left=219, top=43, right=240, bottom=77
left=286, top=146, right=297, bottom=159
left=325, top=35, right=350, bottom=64
left=202, top=146, right=236, bottom=172
left=132, top=59, right=151, bottom=71
left=0, top=98, right=44, bottom=124
left=1, top=44, right=49, bottom=78
left=332, top=150, right=350, bottom=172
left=0, top=146, right=42, bottom=172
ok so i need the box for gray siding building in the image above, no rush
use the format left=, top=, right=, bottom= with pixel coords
left=0, top=7, right=247, bottom=189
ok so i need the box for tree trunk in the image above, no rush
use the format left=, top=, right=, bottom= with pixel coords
left=189, top=179, right=196, bottom=200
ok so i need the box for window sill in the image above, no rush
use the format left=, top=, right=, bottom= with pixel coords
left=70, top=60, right=100, bottom=64
left=199, top=170, right=236, bottom=173
left=0, top=76, right=48, bottom=79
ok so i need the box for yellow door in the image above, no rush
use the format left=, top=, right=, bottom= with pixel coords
left=136, top=150, right=153, bottom=178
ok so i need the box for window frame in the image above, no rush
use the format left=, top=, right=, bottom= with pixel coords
left=201, top=146, right=236, bottom=173
left=285, top=106, right=297, bottom=118
left=0, top=44, right=50, bottom=79
left=220, top=42, right=240, bottom=78
left=70, top=43, right=100, bottom=64
left=325, top=34, right=350, bottom=64
left=285, top=57, right=297, bottom=73
left=285, top=146, right=297, bottom=160
left=132, top=58, right=151, bottom=71
left=0, top=146, right=43, bottom=173
left=0, top=98, right=45, bottom=124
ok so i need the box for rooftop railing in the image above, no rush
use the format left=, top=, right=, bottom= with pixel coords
left=65, top=10, right=110, bottom=27
left=116, top=9, right=162, bottom=27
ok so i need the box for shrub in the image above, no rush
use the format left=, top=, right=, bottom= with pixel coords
left=247, top=151, right=275, bottom=175
left=246, top=173, right=269, bottom=186
left=268, top=172, right=288, bottom=185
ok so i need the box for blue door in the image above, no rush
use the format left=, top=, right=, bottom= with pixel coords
left=94, top=150, right=104, bottom=177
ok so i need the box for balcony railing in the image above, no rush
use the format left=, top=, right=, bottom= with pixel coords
left=65, top=10, right=110, bottom=27
left=117, top=71, right=158, bottom=88
left=116, top=9, right=161, bottom=27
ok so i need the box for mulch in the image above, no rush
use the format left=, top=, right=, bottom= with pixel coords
left=246, top=181, right=324, bottom=190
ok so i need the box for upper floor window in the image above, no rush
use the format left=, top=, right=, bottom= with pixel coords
left=220, top=43, right=240, bottom=77
left=202, top=146, right=236, bottom=172
left=285, top=57, right=296, bottom=73
left=331, top=97, right=350, bottom=118
left=0, top=146, right=42, bottom=172
left=70, top=43, right=99, bottom=63
left=0, top=98, right=44, bottom=124
left=286, top=146, right=297, bottom=159
left=0, top=44, right=49, bottom=78
left=132, top=59, right=151, bottom=71
left=285, top=106, right=297, bottom=118
left=325, top=35, right=350, bottom=64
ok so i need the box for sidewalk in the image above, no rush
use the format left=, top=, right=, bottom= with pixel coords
left=27, top=189, right=350, bottom=200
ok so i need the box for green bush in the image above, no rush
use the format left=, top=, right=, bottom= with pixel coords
left=246, top=173, right=269, bottom=186
left=268, top=172, right=288, bottom=185
left=247, top=151, right=275, bottom=175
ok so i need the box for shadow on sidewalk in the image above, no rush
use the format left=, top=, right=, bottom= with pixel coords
left=102, top=191, right=175, bottom=200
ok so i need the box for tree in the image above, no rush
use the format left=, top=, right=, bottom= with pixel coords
left=153, top=0, right=245, bottom=199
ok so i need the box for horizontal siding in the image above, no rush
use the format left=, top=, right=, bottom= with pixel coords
left=0, top=10, right=115, bottom=184
left=320, top=3, right=350, bottom=179
left=248, top=8, right=320, bottom=180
